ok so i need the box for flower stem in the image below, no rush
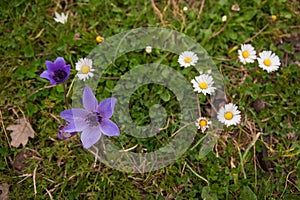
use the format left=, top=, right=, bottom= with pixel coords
left=63, top=83, right=69, bottom=109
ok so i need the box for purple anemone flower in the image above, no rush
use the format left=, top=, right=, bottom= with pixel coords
left=60, top=86, right=120, bottom=148
left=40, top=57, right=70, bottom=85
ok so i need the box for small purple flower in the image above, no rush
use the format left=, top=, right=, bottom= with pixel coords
left=60, top=86, right=120, bottom=148
left=40, top=57, right=70, bottom=85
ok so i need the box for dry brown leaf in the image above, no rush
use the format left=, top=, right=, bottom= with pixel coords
left=7, top=117, right=35, bottom=148
left=0, top=183, right=10, bottom=200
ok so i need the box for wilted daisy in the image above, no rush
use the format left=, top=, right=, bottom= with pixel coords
left=96, top=36, right=104, bottom=43
left=178, top=51, right=198, bottom=68
left=231, top=3, right=240, bottom=11
left=54, top=12, right=68, bottom=24
left=257, top=50, right=281, bottom=73
left=196, top=117, right=211, bottom=133
left=191, top=74, right=216, bottom=95
left=145, top=46, right=152, bottom=53
left=221, top=15, right=227, bottom=22
left=238, top=44, right=257, bottom=64
left=76, top=58, right=95, bottom=81
left=217, top=103, right=241, bottom=127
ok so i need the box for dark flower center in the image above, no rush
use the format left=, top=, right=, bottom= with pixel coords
left=85, top=112, right=102, bottom=127
left=53, top=69, right=67, bottom=82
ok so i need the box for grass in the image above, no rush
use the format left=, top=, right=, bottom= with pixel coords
left=1, top=0, right=300, bottom=199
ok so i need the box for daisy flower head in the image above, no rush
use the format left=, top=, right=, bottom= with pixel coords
left=178, top=51, right=198, bottom=68
left=191, top=74, right=216, bottom=95
left=217, top=103, right=241, bottom=127
left=238, top=44, right=257, bottom=64
left=76, top=58, right=95, bottom=81
left=196, top=117, right=211, bottom=133
left=54, top=12, right=68, bottom=24
left=60, top=86, right=120, bottom=148
left=257, top=50, right=281, bottom=73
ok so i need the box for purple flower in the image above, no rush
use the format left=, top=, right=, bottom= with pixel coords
left=57, top=125, right=77, bottom=139
left=60, top=86, right=120, bottom=148
left=40, top=57, right=70, bottom=85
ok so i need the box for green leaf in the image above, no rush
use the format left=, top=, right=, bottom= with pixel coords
left=160, top=90, right=170, bottom=102
left=24, top=45, right=34, bottom=58
left=240, top=186, right=257, bottom=200
left=201, top=186, right=218, bottom=200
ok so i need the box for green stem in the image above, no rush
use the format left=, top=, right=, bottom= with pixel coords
left=63, top=83, right=69, bottom=109
left=186, top=163, right=209, bottom=185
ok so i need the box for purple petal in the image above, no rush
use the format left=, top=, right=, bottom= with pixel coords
left=82, top=86, right=98, bottom=111
left=40, top=70, right=57, bottom=85
left=40, top=70, right=52, bottom=79
left=80, top=126, right=102, bottom=148
left=60, top=64, right=70, bottom=83
left=45, top=60, right=59, bottom=72
left=54, top=57, right=66, bottom=68
left=100, top=119, right=120, bottom=136
left=97, top=98, right=117, bottom=118
left=63, top=120, right=87, bottom=132
left=60, top=109, right=88, bottom=122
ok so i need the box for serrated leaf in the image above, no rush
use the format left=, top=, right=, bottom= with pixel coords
left=7, top=117, right=35, bottom=148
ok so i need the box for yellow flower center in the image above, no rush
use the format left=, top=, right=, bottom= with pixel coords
left=96, top=36, right=103, bottom=43
left=263, top=59, right=271, bottom=66
left=81, top=66, right=90, bottom=74
left=199, top=119, right=207, bottom=127
left=184, top=57, right=192, bottom=63
left=224, top=112, right=233, bottom=120
left=199, top=82, right=208, bottom=89
left=242, top=51, right=249, bottom=58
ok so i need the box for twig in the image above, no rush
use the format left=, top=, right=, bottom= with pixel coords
left=244, top=23, right=270, bottom=43
left=158, top=117, right=170, bottom=131
left=33, top=165, right=38, bottom=196
left=210, top=16, right=231, bottom=39
left=45, top=189, right=54, bottom=200
left=0, top=110, right=11, bottom=148
left=151, top=0, right=165, bottom=26
left=197, top=0, right=205, bottom=19
left=119, top=144, right=138, bottom=152
left=171, top=122, right=194, bottom=137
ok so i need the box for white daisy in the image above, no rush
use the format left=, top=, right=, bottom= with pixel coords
left=196, top=117, right=211, bottom=133
left=257, top=50, right=281, bottom=73
left=217, top=103, right=241, bottom=127
left=75, top=58, right=95, bottom=81
left=238, top=44, right=257, bottom=64
left=178, top=51, right=198, bottom=68
left=54, top=12, right=68, bottom=24
left=191, top=74, right=216, bottom=95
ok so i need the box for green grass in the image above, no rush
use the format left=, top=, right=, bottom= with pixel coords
left=1, top=0, right=300, bottom=199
